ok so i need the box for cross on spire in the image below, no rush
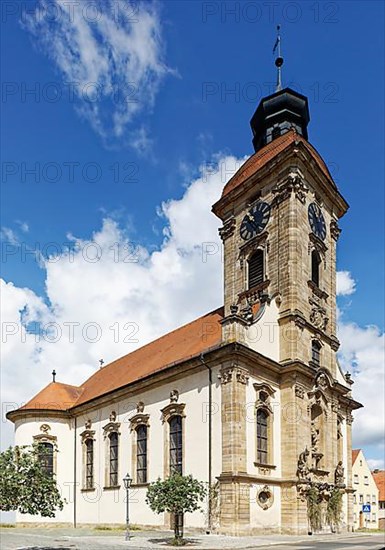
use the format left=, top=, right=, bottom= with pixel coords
left=273, top=25, right=284, bottom=92
left=52, top=369, right=56, bottom=382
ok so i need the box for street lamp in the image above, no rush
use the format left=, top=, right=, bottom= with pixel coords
left=123, top=473, right=132, bottom=541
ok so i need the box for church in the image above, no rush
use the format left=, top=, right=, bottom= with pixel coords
left=7, top=51, right=362, bottom=535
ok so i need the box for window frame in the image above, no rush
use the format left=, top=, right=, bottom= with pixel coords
left=108, top=431, right=119, bottom=487
left=37, top=441, right=54, bottom=477
left=169, top=415, right=183, bottom=475
left=256, top=408, right=269, bottom=465
left=136, top=424, right=148, bottom=484
left=311, top=340, right=321, bottom=367
left=248, top=249, right=264, bottom=290
left=311, top=249, right=321, bottom=287
left=85, top=438, right=94, bottom=490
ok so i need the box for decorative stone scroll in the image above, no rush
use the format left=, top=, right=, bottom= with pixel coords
left=129, top=413, right=150, bottom=432
left=218, top=365, right=249, bottom=385
left=161, top=402, right=185, bottom=424
left=219, top=217, right=236, bottom=241
left=272, top=170, right=309, bottom=205
left=330, top=219, right=341, bottom=241
left=310, top=305, right=328, bottom=331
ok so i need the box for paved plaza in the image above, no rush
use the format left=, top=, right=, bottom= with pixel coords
left=0, top=527, right=384, bottom=550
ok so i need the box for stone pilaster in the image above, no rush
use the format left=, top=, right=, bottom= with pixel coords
left=219, top=364, right=250, bottom=534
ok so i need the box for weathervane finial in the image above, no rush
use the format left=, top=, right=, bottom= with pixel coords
left=273, top=25, right=284, bottom=92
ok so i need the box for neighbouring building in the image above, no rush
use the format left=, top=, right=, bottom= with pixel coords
left=373, top=469, right=385, bottom=530
left=7, top=52, right=362, bottom=535
left=352, top=450, right=379, bottom=530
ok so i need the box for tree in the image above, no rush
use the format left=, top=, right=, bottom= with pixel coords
left=0, top=444, right=64, bottom=517
left=146, top=474, right=206, bottom=544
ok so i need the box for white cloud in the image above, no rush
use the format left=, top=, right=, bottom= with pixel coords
left=15, top=221, right=29, bottom=233
left=0, top=227, right=19, bottom=246
left=367, top=458, right=385, bottom=470
left=337, top=270, right=356, bottom=296
left=22, top=0, right=172, bottom=148
left=1, top=155, right=241, bottom=448
left=338, top=321, right=385, bottom=449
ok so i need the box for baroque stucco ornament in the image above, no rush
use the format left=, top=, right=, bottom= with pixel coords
left=256, top=485, right=274, bottom=510
left=272, top=170, right=309, bottom=205
left=219, top=365, right=249, bottom=385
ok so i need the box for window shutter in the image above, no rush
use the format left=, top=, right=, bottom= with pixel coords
left=248, top=250, right=264, bottom=289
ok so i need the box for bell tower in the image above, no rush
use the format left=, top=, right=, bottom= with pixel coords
left=212, top=44, right=347, bottom=378
left=212, top=28, right=362, bottom=536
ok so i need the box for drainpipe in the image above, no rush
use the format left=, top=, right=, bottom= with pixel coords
left=73, top=416, right=77, bottom=528
left=200, top=353, right=212, bottom=534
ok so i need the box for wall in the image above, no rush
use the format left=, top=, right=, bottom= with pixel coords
left=352, top=451, right=379, bottom=530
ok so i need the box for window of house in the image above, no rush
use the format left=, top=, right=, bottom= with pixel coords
left=248, top=250, right=264, bottom=289
left=256, top=409, right=269, bottom=465
left=372, top=513, right=376, bottom=521
left=169, top=416, right=183, bottom=475
left=364, top=475, right=369, bottom=485
left=311, top=250, right=321, bottom=287
left=38, top=442, right=54, bottom=476
left=353, top=494, right=357, bottom=504
left=311, top=340, right=321, bottom=367
left=136, top=425, right=147, bottom=484
left=354, top=474, right=359, bottom=484
left=359, top=494, right=363, bottom=504
left=109, top=432, right=119, bottom=486
left=85, top=439, right=94, bottom=489
left=372, top=495, right=376, bottom=504
left=366, top=494, right=370, bottom=504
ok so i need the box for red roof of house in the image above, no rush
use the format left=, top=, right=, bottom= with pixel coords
left=373, top=470, right=385, bottom=502
left=221, top=129, right=334, bottom=199
left=352, top=449, right=361, bottom=464
left=12, top=307, right=224, bottom=413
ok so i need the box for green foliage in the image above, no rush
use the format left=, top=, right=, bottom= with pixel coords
left=326, top=488, right=343, bottom=531
left=146, top=474, right=206, bottom=542
left=306, top=486, right=322, bottom=533
left=0, top=444, right=64, bottom=517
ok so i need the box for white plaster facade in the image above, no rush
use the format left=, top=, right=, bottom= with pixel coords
left=352, top=450, right=379, bottom=530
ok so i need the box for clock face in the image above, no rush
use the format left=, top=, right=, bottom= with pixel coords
left=240, top=201, right=271, bottom=240
left=308, top=202, right=326, bottom=240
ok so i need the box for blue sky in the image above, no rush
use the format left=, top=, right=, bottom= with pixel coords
left=1, top=1, right=384, bottom=463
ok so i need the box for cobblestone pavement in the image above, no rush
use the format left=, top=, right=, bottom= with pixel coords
left=0, top=528, right=384, bottom=550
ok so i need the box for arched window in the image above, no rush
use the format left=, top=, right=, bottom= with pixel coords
left=109, top=432, right=119, bottom=486
left=38, top=442, right=54, bottom=476
left=85, top=439, right=94, bottom=489
left=256, top=409, right=269, bottom=465
left=311, top=340, right=321, bottom=367
left=136, top=425, right=148, bottom=484
left=248, top=249, right=264, bottom=289
left=311, top=250, right=321, bottom=287
left=169, top=416, right=183, bottom=475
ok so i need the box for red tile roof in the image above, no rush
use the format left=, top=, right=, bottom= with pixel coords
left=352, top=449, right=361, bottom=465
left=373, top=471, right=385, bottom=502
left=20, top=382, right=83, bottom=411
left=13, top=307, right=224, bottom=413
left=221, top=129, right=334, bottom=199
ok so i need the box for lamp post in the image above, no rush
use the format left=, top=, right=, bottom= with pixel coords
left=123, top=473, right=132, bottom=541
